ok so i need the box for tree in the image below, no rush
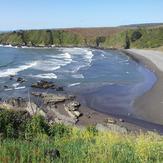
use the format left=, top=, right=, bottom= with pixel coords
left=131, top=31, right=142, bottom=42
left=125, top=33, right=130, bottom=49
left=96, top=36, right=106, bottom=47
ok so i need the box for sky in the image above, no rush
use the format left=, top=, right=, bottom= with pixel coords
left=0, top=0, right=163, bottom=30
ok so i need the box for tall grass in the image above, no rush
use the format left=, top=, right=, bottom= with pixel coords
left=0, top=109, right=163, bottom=162
left=0, top=129, right=163, bottom=162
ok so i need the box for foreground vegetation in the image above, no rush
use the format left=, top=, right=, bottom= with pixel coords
left=0, top=108, right=163, bottom=162
left=0, top=25, right=163, bottom=49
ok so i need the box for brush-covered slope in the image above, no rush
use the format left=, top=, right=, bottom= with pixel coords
left=0, top=26, right=163, bottom=49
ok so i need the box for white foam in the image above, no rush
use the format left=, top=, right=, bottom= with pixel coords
left=29, top=73, right=57, bottom=79
left=0, top=61, right=37, bottom=78
left=84, top=50, right=94, bottom=63
left=12, top=83, right=20, bottom=88
left=4, top=88, right=13, bottom=91
left=62, top=52, right=72, bottom=59
left=68, top=83, right=80, bottom=87
left=15, top=86, right=26, bottom=90
left=34, top=52, right=72, bottom=71
left=72, top=74, right=84, bottom=79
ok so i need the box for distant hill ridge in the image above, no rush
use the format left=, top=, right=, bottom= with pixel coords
left=0, top=23, right=163, bottom=49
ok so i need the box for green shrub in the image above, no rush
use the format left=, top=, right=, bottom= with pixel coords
left=24, top=115, right=49, bottom=140
left=86, top=126, right=98, bottom=136
left=49, top=123, right=72, bottom=139
left=131, top=31, right=142, bottom=42
left=0, top=109, right=30, bottom=138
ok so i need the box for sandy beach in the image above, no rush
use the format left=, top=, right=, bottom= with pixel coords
left=124, top=49, right=163, bottom=125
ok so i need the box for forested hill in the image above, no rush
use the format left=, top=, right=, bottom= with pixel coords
left=0, top=24, right=163, bottom=49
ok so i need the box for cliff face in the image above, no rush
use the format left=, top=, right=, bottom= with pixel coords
left=0, top=26, right=163, bottom=49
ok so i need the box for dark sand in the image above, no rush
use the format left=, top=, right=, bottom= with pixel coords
left=124, top=49, right=163, bottom=126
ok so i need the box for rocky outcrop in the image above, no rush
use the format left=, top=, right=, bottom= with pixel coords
left=64, top=101, right=82, bottom=123
left=3, top=97, right=46, bottom=117
left=31, top=80, right=55, bottom=89
left=32, top=92, right=68, bottom=105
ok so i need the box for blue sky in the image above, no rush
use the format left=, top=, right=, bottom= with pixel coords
left=0, top=0, right=163, bottom=30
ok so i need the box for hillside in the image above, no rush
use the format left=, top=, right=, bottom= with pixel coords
left=0, top=24, right=163, bottom=49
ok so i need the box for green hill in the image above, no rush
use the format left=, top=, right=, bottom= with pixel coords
left=0, top=25, right=163, bottom=49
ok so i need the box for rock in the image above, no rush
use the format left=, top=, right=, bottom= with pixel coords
left=64, top=101, right=80, bottom=111
left=96, top=123, right=128, bottom=134
left=5, top=97, right=45, bottom=117
left=17, top=77, right=26, bottom=83
left=31, top=80, right=55, bottom=89
left=6, top=97, right=27, bottom=108
left=68, top=95, right=75, bottom=100
left=64, top=105, right=81, bottom=118
left=32, top=92, right=68, bottom=105
left=4, top=85, right=9, bottom=88
left=42, top=93, right=67, bottom=105
left=86, top=113, right=91, bottom=119
left=119, top=118, right=125, bottom=122
left=31, top=92, right=42, bottom=97
left=56, top=86, right=64, bottom=91
left=49, top=106, right=78, bottom=124
left=10, top=75, right=15, bottom=78
left=45, top=149, right=60, bottom=160
left=107, top=118, right=116, bottom=124
left=26, top=102, right=46, bottom=116
left=70, top=101, right=80, bottom=107
left=74, top=111, right=81, bottom=117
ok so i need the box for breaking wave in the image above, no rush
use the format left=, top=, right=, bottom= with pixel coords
left=0, top=61, right=37, bottom=77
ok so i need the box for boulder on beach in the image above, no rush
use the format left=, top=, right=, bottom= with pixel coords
left=64, top=101, right=82, bottom=119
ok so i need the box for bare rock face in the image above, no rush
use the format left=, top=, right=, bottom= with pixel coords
left=4, top=97, right=46, bottom=117
left=31, top=80, right=55, bottom=89
left=26, top=102, right=46, bottom=117
left=6, top=97, right=27, bottom=108
left=64, top=101, right=82, bottom=119
left=32, top=92, right=68, bottom=105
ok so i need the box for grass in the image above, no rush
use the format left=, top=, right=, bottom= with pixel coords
left=0, top=108, right=163, bottom=162
left=0, top=128, right=163, bottom=162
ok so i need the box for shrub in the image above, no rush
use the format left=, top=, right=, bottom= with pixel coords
left=86, top=126, right=98, bottom=136
left=24, top=115, right=49, bottom=140
left=0, top=109, right=30, bottom=138
left=49, top=123, right=72, bottom=139
left=131, top=31, right=142, bottom=42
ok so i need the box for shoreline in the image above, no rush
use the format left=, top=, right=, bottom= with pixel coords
left=123, top=49, right=163, bottom=126
left=1, top=45, right=163, bottom=133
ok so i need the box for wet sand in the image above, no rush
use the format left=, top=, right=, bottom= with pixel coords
left=124, top=49, right=163, bottom=125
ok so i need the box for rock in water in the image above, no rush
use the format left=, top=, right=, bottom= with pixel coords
left=17, top=77, right=26, bottom=83
left=56, top=86, right=64, bottom=91
left=31, top=80, right=55, bottom=89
